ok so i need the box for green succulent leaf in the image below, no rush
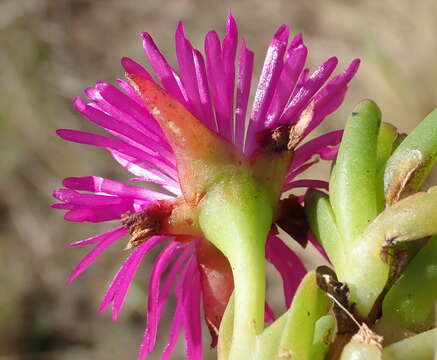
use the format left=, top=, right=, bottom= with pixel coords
left=384, top=108, right=437, bottom=205
left=218, top=295, right=234, bottom=360
left=341, top=186, right=437, bottom=316
left=310, top=315, right=336, bottom=360
left=382, top=328, right=437, bottom=360
left=253, top=311, right=288, bottom=360
left=376, top=122, right=399, bottom=211
left=304, top=189, right=345, bottom=272
left=277, top=271, right=331, bottom=360
left=382, top=235, right=437, bottom=332
left=330, top=100, right=381, bottom=244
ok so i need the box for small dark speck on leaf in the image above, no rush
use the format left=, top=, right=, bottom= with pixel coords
left=352, top=112, right=359, bottom=116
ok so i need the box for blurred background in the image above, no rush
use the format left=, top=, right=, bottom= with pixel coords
left=1, top=0, right=437, bottom=358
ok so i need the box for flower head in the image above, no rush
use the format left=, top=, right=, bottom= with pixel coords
left=53, top=13, right=359, bottom=359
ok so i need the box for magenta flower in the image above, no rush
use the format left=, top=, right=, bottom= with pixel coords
left=53, top=13, right=359, bottom=360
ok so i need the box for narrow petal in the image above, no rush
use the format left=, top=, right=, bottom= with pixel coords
left=244, top=25, right=289, bottom=155
left=70, top=225, right=126, bottom=247
left=111, top=152, right=180, bottom=194
left=222, top=13, right=238, bottom=141
left=64, top=203, right=136, bottom=223
left=292, top=130, right=343, bottom=169
left=112, top=237, right=168, bottom=320
left=175, top=22, right=204, bottom=121
left=140, top=242, right=190, bottom=355
left=265, top=302, right=275, bottom=323
left=234, top=40, right=254, bottom=150
left=286, top=159, right=319, bottom=183
left=280, top=57, right=338, bottom=125
left=92, top=82, right=165, bottom=140
left=66, top=227, right=127, bottom=284
left=56, top=129, right=176, bottom=178
left=181, top=258, right=203, bottom=360
left=160, top=299, right=184, bottom=360
left=266, top=234, right=307, bottom=307
left=204, top=30, right=232, bottom=141
left=283, top=179, right=329, bottom=193
left=141, top=32, right=188, bottom=105
left=265, top=44, right=308, bottom=129
left=304, top=59, right=360, bottom=136
left=53, top=188, right=125, bottom=207
left=74, top=97, right=175, bottom=167
left=121, top=57, right=153, bottom=80
left=63, top=176, right=170, bottom=201
left=192, top=49, right=216, bottom=131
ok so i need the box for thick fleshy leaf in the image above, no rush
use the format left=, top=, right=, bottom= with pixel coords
left=305, top=189, right=344, bottom=271
left=310, top=315, right=335, bottom=360
left=329, top=100, right=381, bottom=244
left=384, top=108, right=437, bottom=204
left=278, top=271, right=330, bottom=359
left=382, top=235, right=437, bottom=332
left=382, top=328, right=437, bottom=360
left=342, top=186, right=437, bottom=316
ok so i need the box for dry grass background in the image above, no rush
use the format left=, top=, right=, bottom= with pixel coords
left=1, top=0, right=437, bottom=359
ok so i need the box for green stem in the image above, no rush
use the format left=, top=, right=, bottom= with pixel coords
left=198, top=170, right=273, bottom=360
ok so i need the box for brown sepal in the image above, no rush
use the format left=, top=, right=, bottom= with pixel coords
left=275, top=195, right=309, bottom=247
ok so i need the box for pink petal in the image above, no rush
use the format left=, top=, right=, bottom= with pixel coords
left=175, top=22, right=204, bottom=121
left=181, top=258, right=203, bottom=360
left=121, top=57, right=153, bottom=80
left=63, top=176, right=170, bottom=201
left=265, top=44, right=308, bottom=129
left=112, top=237, right=169, bottom=320
left=140, top=242, right=191, bottom=356
left=53, top=188, right=125, bottom=207
left=244, top=25, right=289, bottom=156
left=160, top=298, right=184, bottom=360
left=304, top=59, right=360, bottom=136
left=110, top=151, right=180, bottom=194
left=266, top=234, right=307, bottom=308
left=307, top=231, right=330, bottom=263
left=192, top=49, right=216, bottom=132
left=222, top=13, right=238, bottom=142
left=280, top=57, right=338, bottom=125
left=56, top=129, right=176, bottom=178
left=204, top=30, right=233, bottom=142
left=234, top=40, right=254, bottom=150
left=265, top=302, right=275, bottom=323
left=70, top=226, right=126, bottom=247
left=141, top=32, right=188, bottom=106
left=282, top=179, right=329, bottom=193
left=92, top=82, right=167, bottom=143
left=67, top=227, right=127, bottom=284
left=286, top=158, right=319, bottom=183
left=63, top=204, right=136, bottom=223
left=292, top=130, right=343, bottom=169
